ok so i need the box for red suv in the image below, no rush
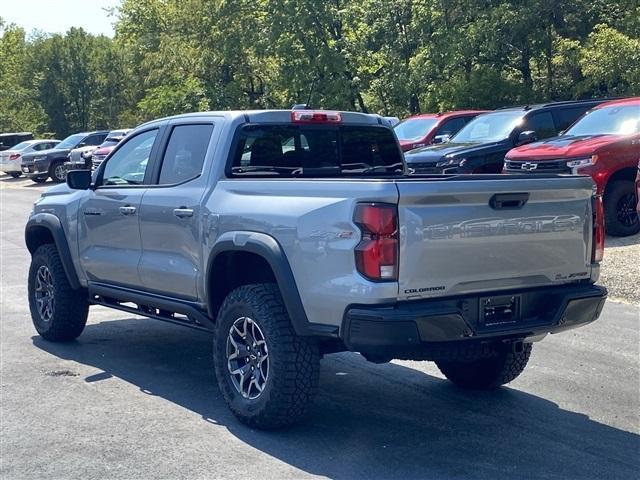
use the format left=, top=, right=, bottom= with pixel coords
left=505, top=97, right=640, bottom=236
left=394, top=110, right=487, bottom=152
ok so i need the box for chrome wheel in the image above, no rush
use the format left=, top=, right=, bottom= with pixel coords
left=35, top=265, right=55, bottom=322
left=226, top=316, right=269, bottom=399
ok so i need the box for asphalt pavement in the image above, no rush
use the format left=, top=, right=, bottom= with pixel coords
left=1, top=175, right=639, bottom=479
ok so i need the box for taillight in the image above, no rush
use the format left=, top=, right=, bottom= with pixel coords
left=291, top=110, right=341, bottom=123
left=354, top=203, right=398, bottom=281
left=9, top=154, right=20, bottom=161
left=592, top=195, right=605, bottom=263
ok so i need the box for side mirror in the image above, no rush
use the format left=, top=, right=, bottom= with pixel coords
left=66, top=169, right=92, bottom=190
left=77, top=142, right=86, bottom=148
left=433, top=134, right=451, bottom=144
left=516, top=130, right=537, bottom=146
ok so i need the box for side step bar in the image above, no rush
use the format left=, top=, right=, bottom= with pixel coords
left=88, top=282, right=215, bottom=332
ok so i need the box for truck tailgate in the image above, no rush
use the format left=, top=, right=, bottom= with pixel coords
left=396, top=176, right=595, bottom=300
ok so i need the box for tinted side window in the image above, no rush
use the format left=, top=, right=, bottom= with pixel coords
left=158, top=124, right=214, bottom=185
left=524, top=112, right=556, bottom=139
left=84, top=134, right=106, bottom=146
left=102, top=129, right=158, bottom=186
left=553, top=107, right=592, bottom=132
left=436, top=117, right=467, bottom=136
left=34, top=143, right=48, bottom=151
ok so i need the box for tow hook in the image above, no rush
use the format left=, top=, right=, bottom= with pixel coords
left=512, top=340, right=524, bottom=354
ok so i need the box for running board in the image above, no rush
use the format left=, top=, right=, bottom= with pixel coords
left=88, top=283, right=214, bottom=332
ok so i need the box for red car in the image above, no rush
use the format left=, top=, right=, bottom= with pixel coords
left=505, top=97, right=640, bottom=236
left=89, top=129, right=131, bottom=170
left=394, top=110, right=488, bottom=152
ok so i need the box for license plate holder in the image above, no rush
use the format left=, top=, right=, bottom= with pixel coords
left=480, top=294, right=521, bottom=326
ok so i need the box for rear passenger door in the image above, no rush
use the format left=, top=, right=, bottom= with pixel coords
left=137, top=120, right=217, bottom=300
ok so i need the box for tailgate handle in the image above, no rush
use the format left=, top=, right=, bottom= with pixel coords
left=490, top=192, right=529, bottom=210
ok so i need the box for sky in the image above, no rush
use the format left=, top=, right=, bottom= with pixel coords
left=2, top=0, right=121, bottom=37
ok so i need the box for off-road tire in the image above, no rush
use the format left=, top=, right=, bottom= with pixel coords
left=9, top=172, right=22, bottom=178
left=604, top=180, right=639, bottom=237
left=28, top=244, right=88, bottom=341
left=31, top=176, right=47, bottom=184
left=213, top=283, right=320, bottom=429
left=49, top=161, right=66, bottom=183
left=436, top=343, right=532, bottom=389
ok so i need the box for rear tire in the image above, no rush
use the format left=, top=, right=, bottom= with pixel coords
left=436, top=343, right=532, bottom=389
left=28, top=244, right=88, bottom=342
left=213, top=283, right=320, bottom=429
left=9, top=172, right=22, bottom=178
left=49, top=161, right=67, bottom=183
left=604, top=180, right=639, bottom=237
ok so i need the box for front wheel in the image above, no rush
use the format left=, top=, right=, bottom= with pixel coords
left=604, top=180, right=639, bottom=237
left=31, top=176, right=47, bottom=184
left=28, top=244, right=89, bottom=341
left=49, top=161, right=67, bottom=183
left=213, top=283, right=320, bottom=429
left=436, top=343, right=532, bottom=389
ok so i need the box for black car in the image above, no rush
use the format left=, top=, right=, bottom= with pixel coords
left=404, top=99, right=610, bottom=174
left=0, top=132, right=33, bottom=151
left=21, top=130, right=109, bottom=183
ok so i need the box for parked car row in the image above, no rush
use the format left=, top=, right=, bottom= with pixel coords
left=397, top=97, right=640, bottom=236
left=0, top=139, right=60, bottom=178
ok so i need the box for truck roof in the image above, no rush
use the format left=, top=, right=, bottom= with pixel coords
left=138, top=109, right=386, bottom=129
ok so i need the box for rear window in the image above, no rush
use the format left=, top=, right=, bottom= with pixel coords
left=229, top=125, right=404, bottom=177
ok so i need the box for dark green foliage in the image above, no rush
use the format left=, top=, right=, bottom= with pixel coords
left=1, top=1, right=638, bottom=137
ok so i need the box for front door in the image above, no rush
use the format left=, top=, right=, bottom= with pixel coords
left=78, top=128, right=160, bottom=287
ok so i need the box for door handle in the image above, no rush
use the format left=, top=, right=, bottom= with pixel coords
left=173, top=207, right=194, bottom=218
left=119, top=205, right=137, bottom=216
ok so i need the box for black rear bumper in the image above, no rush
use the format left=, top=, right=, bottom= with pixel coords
left=341, top=284, right=607, bottom=356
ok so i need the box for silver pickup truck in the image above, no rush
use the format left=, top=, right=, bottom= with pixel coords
left=26, top=109, right=607, bottom=429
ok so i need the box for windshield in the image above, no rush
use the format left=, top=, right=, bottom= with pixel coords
left=565, top=104, right=640, bottom=136
left=394, top=118, right=438, bottom=141
left=451, top=111, right=524, bottom=143
left=57, top=134, right=85, bottom=150
left=10, top=141, right=33, bottom=150
left=230, top=125, right=404, bottom=177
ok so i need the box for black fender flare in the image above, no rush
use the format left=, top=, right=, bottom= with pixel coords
left=206, top=232, right=315, bottom=336
left=25, top=213, right=82, bottom=290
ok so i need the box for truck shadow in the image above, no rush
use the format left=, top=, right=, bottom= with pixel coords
left=32, top=317, right=639, bottom=480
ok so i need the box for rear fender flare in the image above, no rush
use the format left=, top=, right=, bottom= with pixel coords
left=206, top=231, right=311, bottom=335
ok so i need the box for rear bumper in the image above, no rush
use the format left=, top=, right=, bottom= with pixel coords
left=341, top=284, right=607, bottom=355
left=0, top=162, right=21, bottom=173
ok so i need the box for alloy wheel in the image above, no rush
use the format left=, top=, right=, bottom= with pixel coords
left=617, top=193, right=638, bottom=227
left=226, top=316, right=269, bottom=399
left=35, top=265, right=55, bottom=322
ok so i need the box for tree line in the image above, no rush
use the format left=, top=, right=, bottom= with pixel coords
left=1, top=0, right=638, bottom=138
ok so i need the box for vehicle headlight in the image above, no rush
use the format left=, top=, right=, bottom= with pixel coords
left=33, top=156, right=45, bottom=161
left=566, top=155, right=597, bottom=168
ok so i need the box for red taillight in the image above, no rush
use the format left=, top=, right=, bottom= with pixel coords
left=291, top=110, right=341, bottom=123
left=592, top=195, right=605, bottom=263
left=9, top=154, right=20, bottom=161
left=354, top=203, right=398, bottom=281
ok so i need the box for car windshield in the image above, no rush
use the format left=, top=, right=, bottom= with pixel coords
left=394, top=118, right=438, bottom=141
left=565, top=104, right=640, bottom=136
left=57, top=134, right=85, bottom=149
left=231, top=125, right=404, bottom=177
left=451, top=111, right=524, bottom=143
left=9, top=141, right=33, bottom=150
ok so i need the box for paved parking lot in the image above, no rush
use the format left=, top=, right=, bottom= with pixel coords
left=1, top=174, right=639, bottom=479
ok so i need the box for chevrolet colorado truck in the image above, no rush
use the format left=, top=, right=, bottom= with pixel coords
left=26, top=109, right=607, bottom=429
